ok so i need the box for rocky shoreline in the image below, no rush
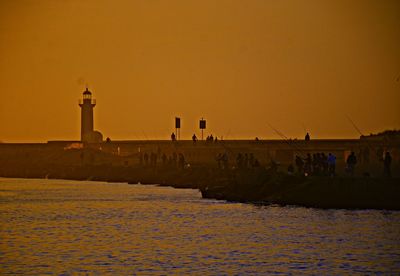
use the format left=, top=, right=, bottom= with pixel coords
left=1, top=164, right=399, bottom=210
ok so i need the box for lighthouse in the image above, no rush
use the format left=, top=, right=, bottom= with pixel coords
left=79, top=88, right=103, bottom=143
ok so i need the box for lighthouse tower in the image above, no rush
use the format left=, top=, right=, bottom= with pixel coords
left=79, top=88, right=102, bottom=143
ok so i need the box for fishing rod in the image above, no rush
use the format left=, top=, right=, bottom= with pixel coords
left=344, top=114, right=380, bottom=161
left=345, top=115, right=363, bottom=137
left=215, top=130, right=236, bottom=160
left=266, top=122, right=308, bottom=158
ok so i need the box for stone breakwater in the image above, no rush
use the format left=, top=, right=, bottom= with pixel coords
left=199, top=170, right=400, bottom=210
left=1, top=162, right=399, bottom=210
left=0, top=139, right=399, bottom=210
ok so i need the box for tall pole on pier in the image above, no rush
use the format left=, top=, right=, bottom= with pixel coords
left=199, top=118, right=206, bottom=141
left=175, top=117, right=181, bottom=140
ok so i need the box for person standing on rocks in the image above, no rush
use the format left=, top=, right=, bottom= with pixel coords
left=383, top=151, right=392, bottom=177
left=178, top=153, right=185, bottom=169
left=304, top=153, right=312, bottom=175
left=346, top=152, right=357, bottom=176
left=327, top=153, right=336, bottom=176
left=295, top=155, right=304, bottom=175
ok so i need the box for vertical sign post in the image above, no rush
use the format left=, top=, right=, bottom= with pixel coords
left=199, top=118, right=206, bottom=141
left=175, top=117, right=181, bottom=140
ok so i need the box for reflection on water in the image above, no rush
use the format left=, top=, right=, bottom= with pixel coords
left=0, top=178, right=399, bottom=274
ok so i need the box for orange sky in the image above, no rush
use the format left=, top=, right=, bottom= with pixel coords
left=0, top=0, right=399, bottom=142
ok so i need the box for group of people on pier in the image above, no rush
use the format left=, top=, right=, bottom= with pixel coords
left=293, top=151, right=392, bottom=177
left=236, top=153, right=261, bottom=169
left=137, top=144, right=393, bottom=177
left=205, top=135, right=219, bottom=142
left=344, top=151, right=392, bottom=177
left=215, top=152, right=262, bottom=170
left=139, top=151, right=186, bottom=169
left=192, top=133, right=219, bottom=143
left=170, top=132, right=220, bottom=143
left=295, top=153, right=337, bottom=176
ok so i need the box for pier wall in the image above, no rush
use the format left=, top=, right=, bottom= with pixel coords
left=0, top=139, right=399, bottom=177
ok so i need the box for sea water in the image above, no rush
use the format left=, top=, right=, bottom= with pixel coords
left=0, top=178, right=399, bottom=274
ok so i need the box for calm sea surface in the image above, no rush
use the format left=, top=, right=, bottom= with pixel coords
left=1, top=178, right=399, bottom=275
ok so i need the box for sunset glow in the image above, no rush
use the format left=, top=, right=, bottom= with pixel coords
left=0, top=0, right=399, bottom=142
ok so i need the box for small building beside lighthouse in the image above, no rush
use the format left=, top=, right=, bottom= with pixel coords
left=79, top=88, right=103, bottom=143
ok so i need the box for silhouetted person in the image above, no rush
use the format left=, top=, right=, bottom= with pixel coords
left=249, top=153, right=255, bottom=167
left=305, top=132, right=310, bottom=141
left=312, top=153, right=318, bottom=175
left=383, top=152, right=392, bottom=177
left=106, top=137, right=111, bottom=143
left=318, top=153, right=324, bottom=172
left=222, top=153, right=228, bottom=169
left=178, top=153, right=185, bottom=169
left=295, top=155, right=304, bottom=174
left=172, top=152, right=177, bottom=166
left=346, top=152, right=357, bottom=176
left=192, top=134, right=197, bottom=143
left=244, top=153, right=249, bottom=168
left=236, top=153, right=243, bottom=169
left=171, top=132, right=176, bottom=141
left=304, top=153, right=312, bottom=175
left=327, top=153, right=336, bottom=176
left=150, top=152, right=157, bottom=166
left=216, top=153, right=222, bottom=168
left=321, top=153, right=328, bottom=175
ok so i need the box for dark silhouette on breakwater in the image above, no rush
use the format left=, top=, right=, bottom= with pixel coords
left=346, top=151, right=357, bottom=176
left=384, top=152, right=392, bottom=177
